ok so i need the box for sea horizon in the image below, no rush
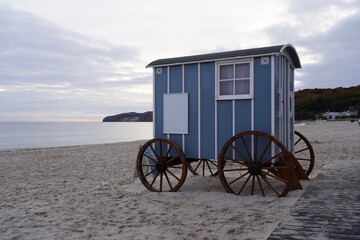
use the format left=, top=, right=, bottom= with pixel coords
left=0, top=122, right=153, bottom=150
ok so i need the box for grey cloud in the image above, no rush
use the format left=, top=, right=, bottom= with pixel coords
left=0, top=5, right=152, bottom=121
left=287, top=0, right=360, bottom=13
left=265, top=2, right=360, bottom=89
left=0, top=5, right=140, bottom=86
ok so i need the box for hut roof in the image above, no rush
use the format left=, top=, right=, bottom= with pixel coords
left=147, top=44, right=301, bottom=68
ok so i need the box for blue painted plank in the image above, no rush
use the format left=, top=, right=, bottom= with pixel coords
left=169, top=65, right=182, bottom=93
left=184, top=64, right=198, bottom=158
left=253, top=57, right=271, bottom=134
left=217, top=100, right=233, bottom=153
left=169, top=134, right=183, bottom=150
left=154, top=67, right=167, bottom=139
left=235, top=99, right=252, bottom=133
left=168, top=65, right=183, bottom=146
left=200, top=62, right=215, bottom=159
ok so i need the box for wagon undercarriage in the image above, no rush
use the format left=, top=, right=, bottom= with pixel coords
left=136, top=131, right=314, bottom=197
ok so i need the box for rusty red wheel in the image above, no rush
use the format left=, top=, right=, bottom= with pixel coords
left=136, top=138, right=187, bottom=192
left=293, top=131, right=315, bottom=176
left=218, top=131, right=294, bottom=197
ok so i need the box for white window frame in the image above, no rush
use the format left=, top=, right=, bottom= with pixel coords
left=216, top=58, right=253, bottom=100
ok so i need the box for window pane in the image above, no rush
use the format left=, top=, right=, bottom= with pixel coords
left=220, top=65, right=233, bottom=79
left=235, top=80, right=250, bottom=94
left=235, top=63, right=250, bottom=78
left=220, top=81, right=233, bottom=95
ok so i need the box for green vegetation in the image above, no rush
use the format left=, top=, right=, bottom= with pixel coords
left=295, top=85, right=360, bottom=120
left=103, top=86, right=359, bottom=122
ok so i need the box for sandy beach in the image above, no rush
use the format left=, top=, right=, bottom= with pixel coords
left=0, top=120, right=359, bottom=240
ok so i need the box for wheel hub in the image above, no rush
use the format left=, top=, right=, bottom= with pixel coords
left=155, top=162, right=166, bottom=172
left=248, top=164, right=260, bottom=175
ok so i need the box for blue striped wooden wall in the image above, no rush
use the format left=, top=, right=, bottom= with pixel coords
left=154, top=55, right=294, bottom=159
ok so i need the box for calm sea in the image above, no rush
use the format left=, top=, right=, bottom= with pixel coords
left=0, top=122, right=153, bottom=150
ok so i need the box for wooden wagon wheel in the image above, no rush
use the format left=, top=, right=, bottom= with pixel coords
left=293, top=131, right=315, bottom=176
left=218, top=131, right=295, bottom=197
left=136, top=138, right=187, bottom=192
left=188, top=159, right=219, bottom=176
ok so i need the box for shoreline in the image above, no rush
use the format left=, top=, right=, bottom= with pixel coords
left=0, top=139, right=148, bottom=153
left=1, top=121, right=359, bottom=239
left=0, top=122, right=152, bottom=151
left=1, top=119, right=357, bottom=153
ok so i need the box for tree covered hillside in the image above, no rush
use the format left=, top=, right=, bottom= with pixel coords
left=295, top=85, right=360, bottom=120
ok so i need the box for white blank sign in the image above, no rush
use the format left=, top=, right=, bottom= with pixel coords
left=163, top=93, right=188, bottom=134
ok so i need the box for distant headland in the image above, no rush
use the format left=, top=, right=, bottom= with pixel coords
left=103, top=85, right=359, bottom=122
left=103, top=111, right=153, bottom=122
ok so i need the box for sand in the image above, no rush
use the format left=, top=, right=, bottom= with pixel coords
left=0, top=120, right=359, bottom=240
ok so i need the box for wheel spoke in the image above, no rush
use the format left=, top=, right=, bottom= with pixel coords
left=160, top=172, right=163, bottom=192
left=223, top=157, right=248, bottom=167
left=202, top=160, right=205, bottom=176
left=260, top=170, right=289, bottom=184
left=254, top=135, right=258, bottom=163
left=261, top=165, right=290, bottom=170
left=223, top=167, right=248, bottom=172
left=164, top=171, right=173, bottom=191
left=149, top=171, right=160, bottom=189
left=259, top=151, right=286, bottom=166
left=193, top=161, right=202, bottom=172
left=143, top=153, right=158, bottom=163
left=205, top=160, right=214, bottom=175
left=230, top=144, right=250, bottom=162
left=167, top=166, right=183, bottom=169
left=189, top=159, right=218, bottom=176
left=149, top=144, right=158, bottom=161
left=208, top=160, right=218, bottom=167
left=165, top=145, right=172, bottom=157
left=241, top=136, right=254, bottom=163
left=165, top=156, right=179, bottom=165
left=295, top=147, right=309, bottom=154
left=159, top=141, right=163, bottom=162
left=143, top=169, right=158, bottom=178
left=139, top=164, right=156, bottom=167
left=296, top=158, right=312, bottom=161
left=256, top=175, right=265, bottom=197
left=259, top=173, right=281, bottom=197
left=237, top=174, right=252, bottom=195
left=166, top=168, right=180, bottom=181
left=258, top=140, right=272, bottom=163
left=228, top=171, right=249, bottom=186
left=294, top=137, right=302, bottom=146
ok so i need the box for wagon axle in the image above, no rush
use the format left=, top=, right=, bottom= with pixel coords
left=248, top=164, right=261, bottom=175
left=155, top=162, right=167, bottom=172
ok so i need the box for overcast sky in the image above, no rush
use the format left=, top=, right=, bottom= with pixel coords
left=0, top=0, right=359, bottom=122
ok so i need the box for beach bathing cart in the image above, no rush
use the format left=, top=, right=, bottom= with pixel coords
left=136, top=44, right=315, bottom=197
